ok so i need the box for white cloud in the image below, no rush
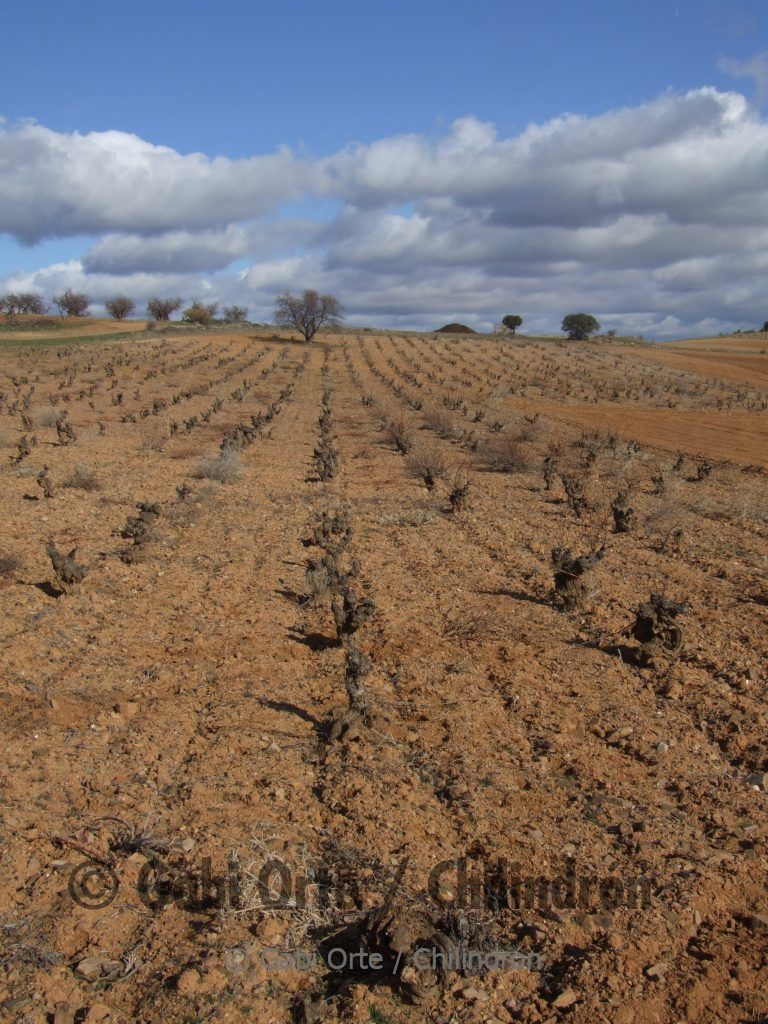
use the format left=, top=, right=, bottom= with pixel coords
left=0, top=123, right=305, bottom=243
left=719, top=51, right=768, bottom=106
left=2, top=88, right=768, bottom=337
left=1, top=260, right=202, bottom=306
left=82, top=220, right=319, bottom=274
left=82, top=227, right=251, bottom=274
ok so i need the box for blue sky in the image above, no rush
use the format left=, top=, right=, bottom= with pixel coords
left=4, top=0, right=761, bottom=151
left=1, top=0, right=767, bottom=336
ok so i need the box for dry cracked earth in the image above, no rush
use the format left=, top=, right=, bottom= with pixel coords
left=0, top=325, right=766, bottom=1024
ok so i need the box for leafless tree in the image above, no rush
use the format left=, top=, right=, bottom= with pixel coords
left=53, top=289, right=90, bottom=317
left=105, top=296, right=135, bottom=320
left=223, top=305, right=247, bottom=324
left=274, top=289, right=344, bottom=342
left=146, top=297, right=182, bottom=321
left=2, top=292, right=47, bottom=315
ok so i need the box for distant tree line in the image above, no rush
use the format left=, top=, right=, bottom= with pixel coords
left=499, top=312, right=601, bottom=339
left=0, top=291, right=249, bottom=324
left=2, top=289, right=766, bottom=336
left=0, top=292, right=49, bottom=315
left=0, top=287, right=342, bottom=339
left=499, top=311, right=768, bottom=340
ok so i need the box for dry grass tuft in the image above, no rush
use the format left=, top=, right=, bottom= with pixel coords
left=63, top=463, right=101, bottom=491
left=0, top=551, right=22, bottom=579
left=483, top=434, right=532, bottom=473
left=193, top=451, right=240, bottom=483
left=442, top=608, right=500, bottom=643
left=407, top=441, right=448, bottom=490
left=384, top=413, right=415, bottom=454
left=138, top=419, right=167, bottom=452
left=375, top=507, right=437, bottom=527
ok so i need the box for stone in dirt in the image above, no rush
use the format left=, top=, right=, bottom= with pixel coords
left=77, top=956, right=122, bottom=981
left=176, top=968, right=202, bottom=995
left=84, top=1005, right=112, bottom=1023
left=645, top=962, right=670, bottom=979
left=53, top=1003, right=75, bottom=1024
left=551, top=987, right=579, bottom=1008
left=459, top=985, right=489, bottom=1001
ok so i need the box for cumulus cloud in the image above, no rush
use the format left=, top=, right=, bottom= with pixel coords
left=0, top=123, right=305, bottom=243
left=719, top=51, right=768, bottom=106
left=82, top=220, right=320, bottom=274
left=1, top=261, right=208, bottom=309
left=2, top=87, right=768, bottom=337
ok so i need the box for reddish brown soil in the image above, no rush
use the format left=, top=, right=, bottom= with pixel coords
left=535, top=405, right=768, bottom=467
left=0, top=329, right=766, bottom=1024
left=671, top=334, right=768, bottom=353
left=605, top=344, right=768, bottom=390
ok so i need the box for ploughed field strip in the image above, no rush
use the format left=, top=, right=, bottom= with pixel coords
left=0, top=330, right=766, bottom=1024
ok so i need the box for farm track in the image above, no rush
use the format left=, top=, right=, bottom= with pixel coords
left=0, top=333, right=766, bottom=1024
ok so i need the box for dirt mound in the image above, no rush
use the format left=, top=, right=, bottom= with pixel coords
left=435, top=322, right=476, bottom=334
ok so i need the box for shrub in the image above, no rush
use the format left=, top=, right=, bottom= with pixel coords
left=574, top=427, right=617, bottom=466
left=37, top=408, right=59, bottom=428
left=308, top=507, right=352, bottom=552
left=182, top=300, right=218, bottom=326
left=55, top=413, right=76, bottom=445
left=631, top=594, right=687, bottom=667
left=651, top=465, right=674, bottom=496
left=612, top=490, right=636, bottom=533
left=138, top=419, right=167, bottom=452
left=193, top=451, right=240, bottom=483
left=692, top=458, right=713, bottom=482
left=63, top=464, right=101, bottom=491
left=483, top=433, right=532, bottom=473
left=407, top=442, right=447, bottom=490
left=551, top=545, right=605, bottom=611
left=119, top=502, right=162, bottom=563
left=305, top=553, right=335, bottom=601
left=46, top=541, right=88, bottom=593
left=543, top=453, right=558, bottom=490
left=344, top=640, right=371, bottom=720
left=385, top=413, right=415, bottom=454
left=37, top=466, right=55, bottom=499
left=13, top=434, right=34, bottom=463
left=313, top=438, right=339, bottom=480
left=332, top=584, right=375, bottom=638
left=423, top=406, right=457, bottom=439
left=0, top=551, right=22, bottom=579
left=446, top=466, right=471, bottom=512
left=561, top=473, right=590, bottom=517
left=328, top=640, right=373, bottom=742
